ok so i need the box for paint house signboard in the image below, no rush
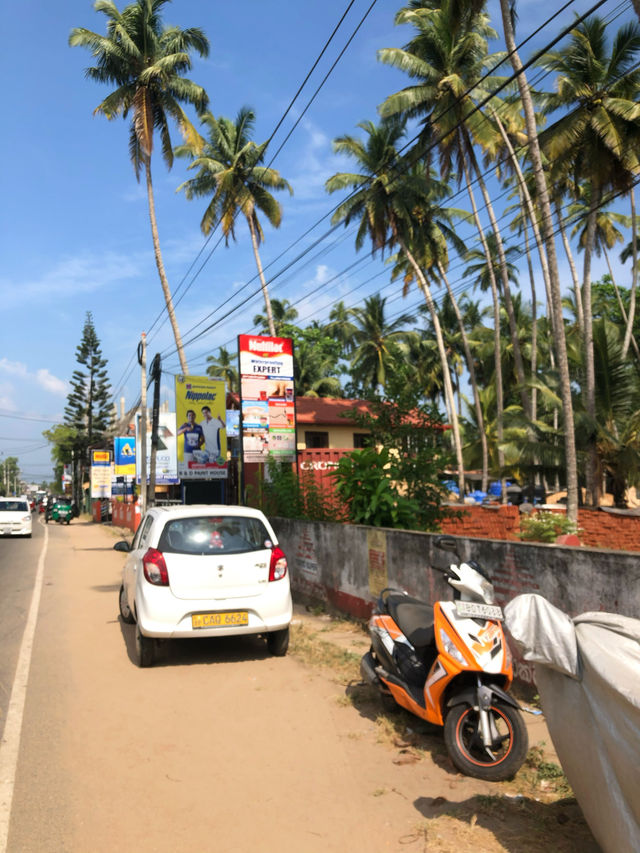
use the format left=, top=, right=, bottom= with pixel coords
left=238, top=335, right=296, bottom=463
left=175, top=376, right=228, bottom=480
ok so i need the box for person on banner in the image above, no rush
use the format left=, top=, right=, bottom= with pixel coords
left=177, top=409, right=204, bottom=463
left=200, top=406, right=226, bottom=460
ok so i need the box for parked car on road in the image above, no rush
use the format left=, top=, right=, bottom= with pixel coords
left=0, top=498, right=33, bottom=537
left=114, top=504, right=292, bottom=667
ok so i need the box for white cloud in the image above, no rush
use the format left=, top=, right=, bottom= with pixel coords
left=0, top=251, right=144, bottom=308
left=0, top=359, right=28, bottom=378
left=0, top=359, right=68, bottom=397
left=287, top=119, right=337, bottom=200
left=36, top=369, right=69, bottom=396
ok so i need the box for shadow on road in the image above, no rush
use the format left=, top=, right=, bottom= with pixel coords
left=344, top=679, right=455, bottom=774
left=117, top=617, right=272, bottom=668
left=412, top=793, right=599, bottom=852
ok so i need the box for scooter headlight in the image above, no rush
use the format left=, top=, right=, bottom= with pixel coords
left=439, top=628, right=466, bottom=666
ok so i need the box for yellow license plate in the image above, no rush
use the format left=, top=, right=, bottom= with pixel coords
left=192, top=611, right=249, bottom=629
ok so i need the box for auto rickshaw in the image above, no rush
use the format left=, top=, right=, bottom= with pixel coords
left=52, top=498, right=74, bottom=524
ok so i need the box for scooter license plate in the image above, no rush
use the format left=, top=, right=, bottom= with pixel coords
left=456, top=601, right=504, bottom=620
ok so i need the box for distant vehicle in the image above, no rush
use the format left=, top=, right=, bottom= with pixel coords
left=51, top=498, right=74, bottom=524
left=114, top=505, right=292, bottom=667
left=0, top=498, right=33, bottom=537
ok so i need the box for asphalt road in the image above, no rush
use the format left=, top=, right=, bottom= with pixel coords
left=0, top=518, right=43, bottom=746
left=1, top=516, right=598, bottom=853
left=2, top=517, right=427, bottom=853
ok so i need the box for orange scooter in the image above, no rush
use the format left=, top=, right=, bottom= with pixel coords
left=360, top=535, right=528, bottom=781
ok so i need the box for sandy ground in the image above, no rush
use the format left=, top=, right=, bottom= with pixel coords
left=6, top=518, right=599, bottom=853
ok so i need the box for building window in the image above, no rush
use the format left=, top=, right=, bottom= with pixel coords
left=353, top=433, right=371, bottom=448
left=305, top=431, right=329, bottom=448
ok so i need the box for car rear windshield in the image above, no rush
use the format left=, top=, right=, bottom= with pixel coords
left=158, top=516, right=272, bottom=555
left=0, top=500, right=29, bottom=512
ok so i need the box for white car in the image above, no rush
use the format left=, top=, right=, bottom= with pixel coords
left=114, top=504, right=292, bottom=667
left=0, top=498, right=33, bottom=537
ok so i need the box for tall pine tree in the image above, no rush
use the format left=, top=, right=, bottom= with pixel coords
left=64, top=313, right=112, bottom=503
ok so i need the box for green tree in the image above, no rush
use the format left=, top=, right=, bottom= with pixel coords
left=497, top=0, right=580, bottom=522
left=0, top=456, right=20, bottom=497
left=331, top=369, right=453, bottom=530
left=325, top=116, right=466, bottom=495
left=378, top=1, right=531, bottom=427
left=70, top=0, right=210, bottom=374
left=348, top=294, right=416, bottom=394
left=253, top=298, right=299, bottom=337
left=291, top=326, right=344, bottom=398
left=176, top=107, right=293, bottom=336
left=538, top=15, right=640, bottom=505
left=206, top=346, right=238, bottom=395
left=63, top=312, right=113, bottom=503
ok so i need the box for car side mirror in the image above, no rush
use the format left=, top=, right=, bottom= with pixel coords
left=113, top=540, right=131, bottom=553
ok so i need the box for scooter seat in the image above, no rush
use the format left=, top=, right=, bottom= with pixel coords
left=386, top=593, right=435, bottom=649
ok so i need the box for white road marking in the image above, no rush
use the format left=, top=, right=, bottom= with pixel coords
left=0, top=522, right=48, bottom=852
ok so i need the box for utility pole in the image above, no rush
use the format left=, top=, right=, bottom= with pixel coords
left=138, top=333, right=148, bottom=516
left=147, top=354, right=162, bottom=508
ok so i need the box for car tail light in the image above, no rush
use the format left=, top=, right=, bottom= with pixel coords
left=269, top=546, right=287, bottom=581
left=142, top=548, right=169, bottom=586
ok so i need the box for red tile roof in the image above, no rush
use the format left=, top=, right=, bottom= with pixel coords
left=295, top=397, right=373, bottom=425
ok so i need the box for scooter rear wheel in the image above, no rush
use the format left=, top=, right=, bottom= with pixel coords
left=444, top=700, right=528, bottom=781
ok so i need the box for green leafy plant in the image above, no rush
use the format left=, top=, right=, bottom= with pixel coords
left=330, top=446, right=423, bottom=529
left=519, top=511, right=579, bottom=543
left=260, top=458, right=341, bottom=522
left=332, top=369, right=454, bottom=530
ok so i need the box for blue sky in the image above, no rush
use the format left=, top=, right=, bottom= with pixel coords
left=1, top=0, right=636, bottom=485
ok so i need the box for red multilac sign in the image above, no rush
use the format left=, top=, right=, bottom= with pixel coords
left=238, top=335, right=296, bottom=464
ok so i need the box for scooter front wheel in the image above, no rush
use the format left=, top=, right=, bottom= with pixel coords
left=444, top=700, right=528, bottom=782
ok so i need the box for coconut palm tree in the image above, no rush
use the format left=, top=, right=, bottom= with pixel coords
left=325, top=116, right=467, bottom=496
left=377, top=1, right=531, bottom=424
left=293, top=335, right=344, bottom=398
left=326, top=301, right=358, bottom=356
left=206, top=346, right=238, bottom=395
left=347, top=294, right=416, bottom=394
left=389, top=169, right=491, bottom=490
left=494, top=0, right=580, bottom=522
left=567, top=189, right=640, bottom=363
left=253, top=298, right=299, bottom=337
left=176, top=107, right=293, bottom=337
left=538, top=15, right=640, bottom=505
left=70, top=0, right=210, bottom=374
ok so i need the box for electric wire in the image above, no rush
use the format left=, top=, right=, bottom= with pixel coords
left=116, top=1, right=634, bottom=391
left=145, top=0, right=589, bottom=358
left=157, top=0, right=617, bottom=366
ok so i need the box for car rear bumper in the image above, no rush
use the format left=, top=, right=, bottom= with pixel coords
left=135, top=585, right=293, bottom=639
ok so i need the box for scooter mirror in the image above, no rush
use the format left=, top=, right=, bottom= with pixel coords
left=433, top=535, right=460, bottom=558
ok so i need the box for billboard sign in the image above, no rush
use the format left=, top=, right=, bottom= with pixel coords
left=135, top=412, right=179, bottom=485
left=175, top=376, right=228, bottom=480
left=114, top=437, right=136, bottom=476
left=238, top=335, right=296, bottom=463
left=91, top=450, right=112, bottom=498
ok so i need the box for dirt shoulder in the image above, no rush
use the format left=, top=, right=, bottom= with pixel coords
left=288, top=604, right=600, bottom=853
left=95, top=520, right=598, bottom=852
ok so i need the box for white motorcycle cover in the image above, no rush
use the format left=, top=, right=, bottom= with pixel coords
left=504, top=594, right=640, bottom=853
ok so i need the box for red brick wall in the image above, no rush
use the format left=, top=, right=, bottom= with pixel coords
left=440, top=504, right=640, bottom=552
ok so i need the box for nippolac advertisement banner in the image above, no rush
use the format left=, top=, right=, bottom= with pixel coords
left=238, top=335, right=296, bottom=464
left=175, top=375, right=227, bottom=480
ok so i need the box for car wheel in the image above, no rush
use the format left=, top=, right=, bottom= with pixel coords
left=119, top=584, right=135, bottom=624
left=135, top=623, right=155, bottom=668
left=266, top=626, right=289, bottom=657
